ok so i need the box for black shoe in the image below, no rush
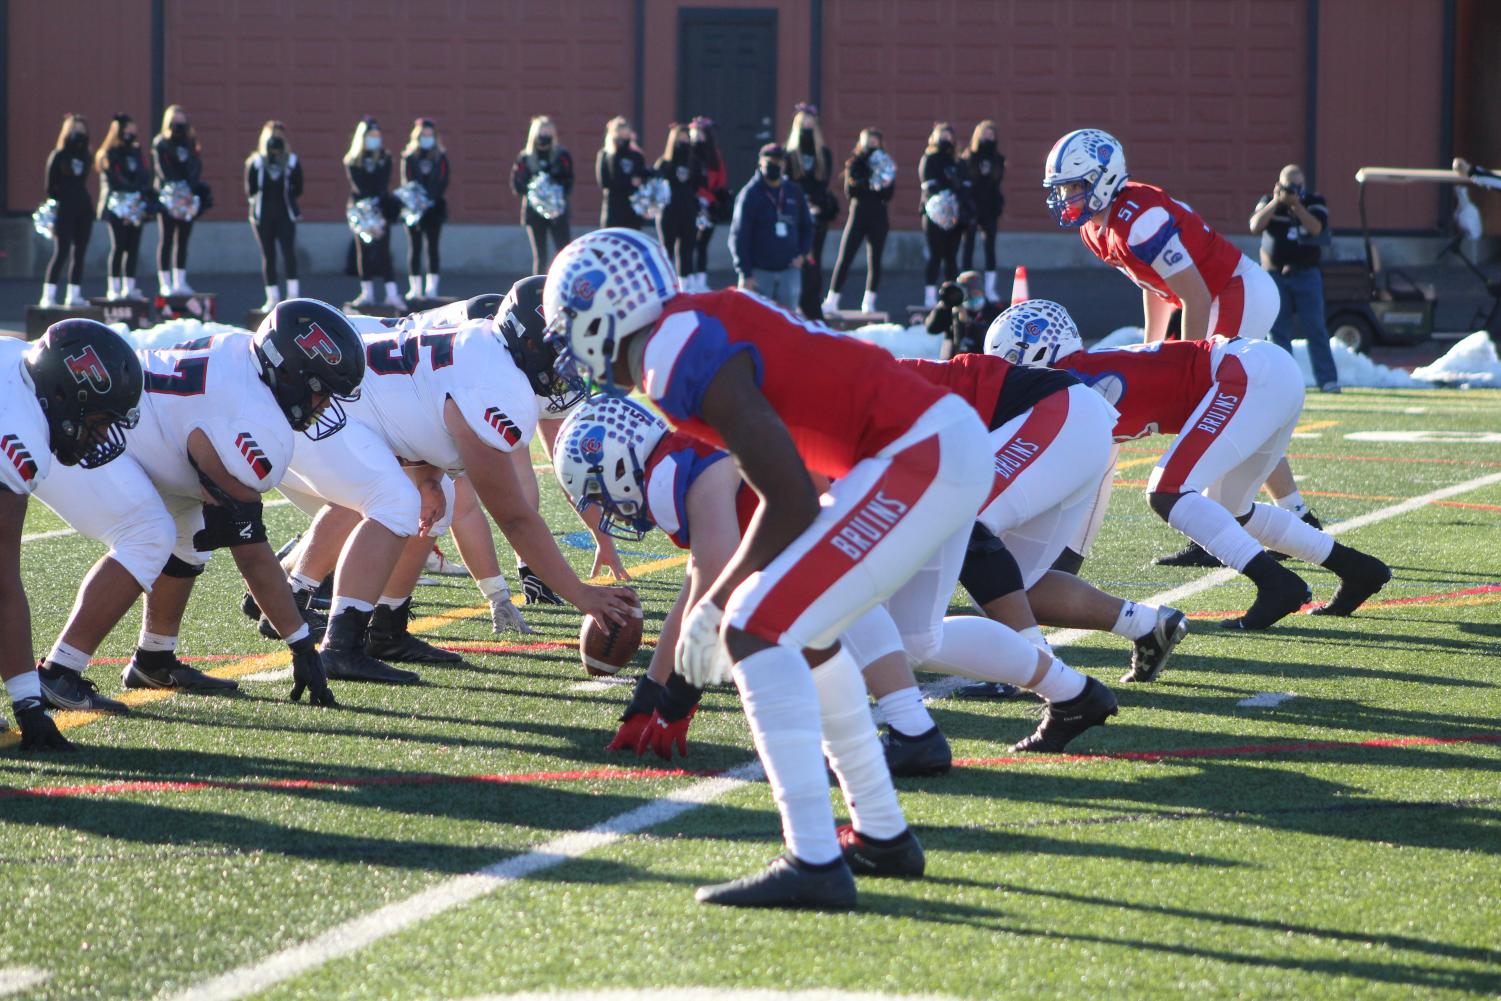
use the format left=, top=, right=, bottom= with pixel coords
left=1013, top=676, right=1118, bottom=753
left=366, top=598, right=460, bottom=664
left=310, top=575, right=333, bottom=611
left=1154, top=540, right=1220, bottom=568
left=881, top=725, right=952, bottom=777
left=122, top=649, right=239, bottom=693
left=1309, top=545, right=1391, bottom=617
left=1271, top=510, right=1324, bottom=560
left=38, top=663, right=129, bottom=714
left=240, top=590, right=262, bottom=623
left=256, top=588, right=327, bottom=643
left=322, top=606, right=421, bottom=683
left=1122, top=607, right=1189, bottom=683
left=837, top=824, right=925, bottom=878
left=519, top=564, right=565, bottom=605
left=1221, top=554, right=1311, bottom=630
left=695, top=852, right=857, bottom=909
left=953, top=681, right=1023, bottom=701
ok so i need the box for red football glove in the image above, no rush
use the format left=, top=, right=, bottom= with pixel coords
left=607, top=710, right=653, bottom=752
left=607, top=675, right=664, bottom=752
left=634, top=704, right=698, bottom=761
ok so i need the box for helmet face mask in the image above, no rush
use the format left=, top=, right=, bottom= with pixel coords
left=26, top=319, right=144, bottom=468
left=1044, top=129, right=1127, bottom=229
left=253, top=299, right=366, bottom=440
left=553, top=396, right=668, bottom=541
left=496, top=275, right=588, bottom=414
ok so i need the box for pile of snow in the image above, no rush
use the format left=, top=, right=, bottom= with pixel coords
left=845, top=322, right=944, bottom=360
left=111, top=317, right=251, bottom=350
left=1412, top=331, right=1501, bottom=387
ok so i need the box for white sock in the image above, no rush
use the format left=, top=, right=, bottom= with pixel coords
left=65, top=284, right=83, bottom=304
left=126, top=277, right=140, bottom=295
left=923, top=615, right=1039, bottom=685
left=861, top=291, right=878, bottom=312
left=159, top=270, right=173, bottom=293
left=924, top=285, right=937, bottom=307
left=1274, top=490, right=1308, bottom=517
left=376, top=594, right=406, bottom=610
left=1018, top=625, right=1052, bottom=654
left=107, top=276, right=120, bottom=298
left=173, top=268, right=188, bottom=289
left=289, top=572, right=320, bottom=592
left=475, top=575, right=510, bottom=600
left=1110, top=601, right=1157, bottom=640
left=263, top=284, right=279, bottom=306
left=40, top=283, right=58, bottom=306
left=1030, top=653, right=1089, bottom=703
left=6, top=671, right=43, bottom=703
left=1242, top=503, right=1335, bottom=564
left=425, top=274, right=440, bottom=296
left=732, top=647, right=840, bottom=866
left=286, top=278, right=300, bottom=298
left=45, top=641, right=90, bottom=672
left=359, top=280, right=375, bottom=301
left=329, top=596, right=375, bottom=617
left=384, top=281, right=403, bottom=303
left=408, top=276, right=423, bottom=298
left=813, top=648, right=906, bottom=840
left=875, top=686, right=934, bottom=737
left=1166, top=492, right=1263, bottom=572
left=137, top=630, right=178, bottom=653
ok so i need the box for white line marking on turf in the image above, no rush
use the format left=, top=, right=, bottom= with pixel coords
left=1238, top=692, right=1297, bottom=708
left=167, top=761, right=764, bottom=1001
left=459, top=991, right=962, bottom=1001
left=169, top=468, right=1501, bottom=1000
left=569, top=676, right=634, bottom=692
left=0, top=968, right=50, bottom=996
left=241, top=667, right=292, bottom=682
left=22, top=499, right=290, bottom=544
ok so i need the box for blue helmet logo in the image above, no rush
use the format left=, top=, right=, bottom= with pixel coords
left=568, top=269, right=608, bottom=311
left=1022, top=316, right=1049, bottom=342
left=579, top=425, right=605, bottom=460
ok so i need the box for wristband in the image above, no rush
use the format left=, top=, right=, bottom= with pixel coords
left=284, top=622, right=311, bottom=648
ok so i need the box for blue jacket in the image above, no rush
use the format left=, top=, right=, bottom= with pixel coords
left=729, top=174, right=812, bottom=275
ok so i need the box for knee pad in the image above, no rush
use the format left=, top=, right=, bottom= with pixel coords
left=105, top=509, right=176, bottom=591
left=162, top=554, right=206, bottom=579
left=1051, top=547, right=1085, bottom=576
left=900, top=624, right=943, bottom=668
left=960, top=530, right=1025, bottom=606
left=1148, top=490, right=1187, bottom=522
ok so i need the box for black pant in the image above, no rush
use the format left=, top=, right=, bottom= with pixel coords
left=692, top=223, right=714, bottom=274
left=357, top=232, right=395, bottom=282
left=107, top=217, right=143, bottom=279
left=407, top=216, right=443, bottom=276
left=158, top=215, right=193, bottom=270
left=525, top=207, right=571, bottom=274
left=829, top=203, right=889, bottom=294
left=254, top=215, right=297, bottom=285
left=961, top=212, right=999, bottom=271
left=923, top=216, right=962, bottom=284
left=46, top=211, right=93, bottom=285
left=603, top=203, right=642, bottom=230
left=799, top=219, right=831, bottom=317
left=657, top=206, right=696, bottom=277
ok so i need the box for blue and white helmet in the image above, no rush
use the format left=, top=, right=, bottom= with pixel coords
left=984, top=299, right=1083, bottom=368
left=543, top=228, right=679, bottom=392
left=553, top=395, right=668, bottom=541
left=1044, top=129, right=1128, bottom=228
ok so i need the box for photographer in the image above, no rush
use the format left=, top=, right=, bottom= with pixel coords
left=925, top=271, right=999, bottom=359
left=1250, top=164, right=1339, bottom=392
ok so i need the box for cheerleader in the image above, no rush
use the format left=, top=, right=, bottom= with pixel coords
left=245, top=120, right=303, bottom=311
left=344, top=117, right=403, bottom=308
left=95, top=114, right=152, bottom=301
left=152, top=104, right=204, bottom=295
left=653, top=123, right=703, bottom=279
left=918, top=121, right=970, bottom=306
left=595, top=116, right=647, bottom=229
left=401, top=118, right=450, bottom=299
left=510, top=116, right=573, bottom=273
left=824, top=128, right=894, bottom=314
left=786, top=103, right=836, bottom=317
left=686, top=116, right=728, bottom=292
left=40, top=114, right=95, bottom=307
left=960, top=120, right=1005, bottom=301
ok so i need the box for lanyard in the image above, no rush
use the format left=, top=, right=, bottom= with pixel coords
left=763, top=183, right=786, bottom=215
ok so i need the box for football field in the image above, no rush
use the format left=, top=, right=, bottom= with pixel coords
left=3, top=386, right=1499, bottom=1001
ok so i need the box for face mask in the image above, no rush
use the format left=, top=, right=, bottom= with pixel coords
left=123, top=133, right=137, bottom=144
left=69, top=132, right=87, bottom=146
left=614, top=137, right=629, bottom=150
left=267, top=137, right=285, bottom=153
left=978, top=138, right=996, bottom=153
left=674, top=142, right=688, bottom=157
left=419, top=135, right=435, bottom=150
left=536, top=136, right=552, bottom=149
left=799, top=128, right=814, bottom=150
left=937, top=138, right=953, bottom=153
left=171, top=123, right=187, bottom=140
left=761, top=162, right=782, bottom=182
left=365, top=135, right=381, bottom=151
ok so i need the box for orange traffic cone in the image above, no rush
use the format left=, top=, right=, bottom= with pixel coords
left=1010, top=266, right=1030, bottom=305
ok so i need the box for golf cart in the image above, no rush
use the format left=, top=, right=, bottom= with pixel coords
left=1329, top=163, right=1501, bottom=353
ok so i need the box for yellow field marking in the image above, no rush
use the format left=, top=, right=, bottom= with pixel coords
left=1, top=555, right=690, bottom=747
left=1293, top=419, right=1340, bottom=434
left=1114, top=453, right=1164, bottom=472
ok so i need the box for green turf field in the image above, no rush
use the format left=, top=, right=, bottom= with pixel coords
left=2, top=387, right=1499, bottom=1001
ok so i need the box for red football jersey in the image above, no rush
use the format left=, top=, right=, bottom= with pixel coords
left=897, top=354, right=1008, bottom=424
left=640, top=289, right=947, bottom=478
left=1053, top=340, right=1216, bottom=441
left=1080, top=180, right=1244, bottom=306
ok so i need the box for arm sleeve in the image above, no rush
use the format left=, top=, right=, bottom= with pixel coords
left=510, top=154, right=529, bottom=194
left=345, top=159, right=360, bottom=199
left=45, top=151, right=63, bottom=200
left=920, top=153, right=940, bottom=193
left=289, top=160, right=304, bottom=201
left=152, top=139, right=169, bottom=182
left=557, top=150, right=574, bottom=194
left=729, top=188, right=750, bottom=274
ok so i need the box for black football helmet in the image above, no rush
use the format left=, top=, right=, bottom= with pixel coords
left=494, top=275, right=585, bottom=414
left=25, top=319, right=143, bottom=468
left=252, top=298, right=365, bottom=440
left=464, top=293, right=504, bottom=321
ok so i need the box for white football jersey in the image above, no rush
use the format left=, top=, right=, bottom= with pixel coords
left=126, top=332, right=293, bottom=500
left=341, top=318, right=538, bottom=473
left=0, top=339, right=52, bottom=495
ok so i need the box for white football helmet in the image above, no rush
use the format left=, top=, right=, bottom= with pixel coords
left=1044, top=129, right=1128, bottom=228
left=543, top=228, right=680, bottom=392
left=984, top=299, right=1083, bottom=368
left=553, top=395, right=668, bottom=541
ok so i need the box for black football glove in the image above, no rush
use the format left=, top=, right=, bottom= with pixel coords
left=519, top=564, right=565, bottom=605
left=289, top=637, right=337, bottom=707
left=12, top=697, right=75, bottom=752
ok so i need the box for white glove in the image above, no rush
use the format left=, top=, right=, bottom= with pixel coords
left=489, top=590, right=533, bottom=635
left=675, top=600, right=732, bottom=687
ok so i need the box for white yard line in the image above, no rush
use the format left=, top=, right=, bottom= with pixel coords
left=167, top=468, right=1501, bottom=1001
left=22, top=499, right=290, bottom=544
left=1238, top=692, right=1297, bottom=708
left=0, top=968, right=49, bottom=997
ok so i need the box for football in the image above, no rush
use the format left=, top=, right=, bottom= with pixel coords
left=578, top=589, right=644, bottom=676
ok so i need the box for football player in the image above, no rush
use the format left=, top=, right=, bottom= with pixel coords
left=2, top=320, right=143, bottom=750
left=1045, top=128, right=1320, bottom=566
left=276, top=279, right=636, bottom=684
left=33, top=301, right=360, bottom=714
left=546, top=228, right=1048, bottom=909
left=988, top=300, right=1391, bottom=629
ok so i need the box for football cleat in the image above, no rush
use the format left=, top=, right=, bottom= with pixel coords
left=322, top=607, right=421, bottom=684
left=837, top=824, right=926, bottom=878
left=122, top=650, right=239, bottom=693
left=365, top=598, right=460, bottom=663
left=1153, top=540, right=1219, bottom=568
left=38, top=663, right=129, bottom=714
left=1309, top=546, right=1391, bottom=617
left=695, top=852, right=857, bottom=910
left=1222, top=556, right=1311, bottom=630
left=952, top=681, right=1023, bottom=701
left=1012, top=676, right=1118, bottom=753
left=881, top=725, right=952, bottom=777
left=1121, top=607, right=1189, bottom=683
left=423, top=545, right=468, bottom=577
